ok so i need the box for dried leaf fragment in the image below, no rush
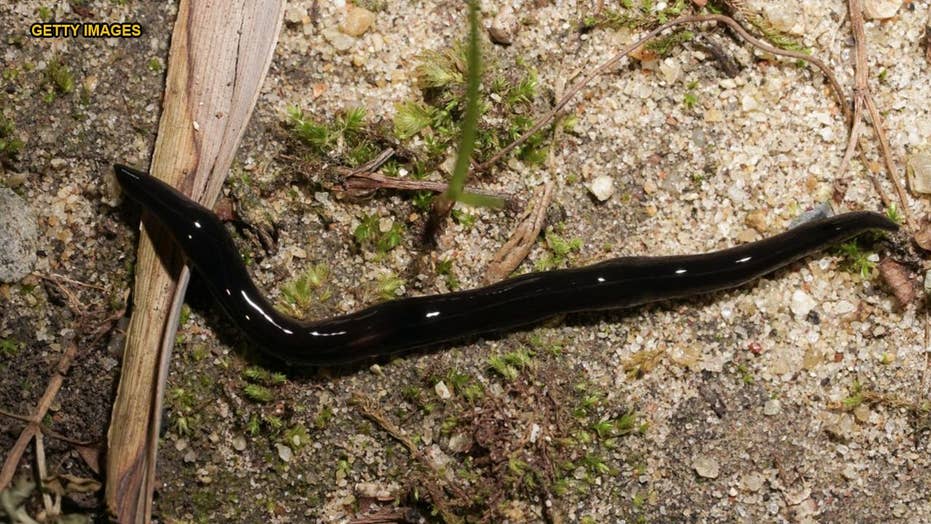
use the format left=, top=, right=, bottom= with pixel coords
left=878, top=258, right=915, bottom=306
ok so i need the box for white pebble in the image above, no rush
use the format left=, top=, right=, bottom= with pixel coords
left=589, top=175, right=615, bottom=201
left=790, top=290, right=816, bottom=317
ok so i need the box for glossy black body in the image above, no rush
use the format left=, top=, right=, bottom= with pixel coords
left=114, top=164, right=898, bottom=366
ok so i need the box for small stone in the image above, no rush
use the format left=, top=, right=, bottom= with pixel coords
left=704, top=108, right=724, bottom=123
left=174, top=439, right=188, bottom=451
left=0, top=187, right=38, bottom=283
left=488, top=25, right=512, bottom=46
left=659, top=58, right=681, bottom=83
left=924, top=270, right=931, bottom=293
left=232, top=435, right=247, bottom=451
left=834, top=300, right=856, bottom=316
left=736, top=228, right=758, bottom=243
left=853, top=405, right=871, bottom=423
left=693, top=454, right=720, bottom=479
left=340, top=6, right=375, bottom=37
left=529, top=423, right=541, bottom=443
left=447, top=432, right=472, bottom=453
left=323, top=28, right=355, bottom=52
left=589, top=175, right=615, bottom=201
left=183, top=449, right=196, bottom=463
left=824, top=413, right=856, bottom=442
left=434, top=380, right=452, bottom=400
left=763, top=399, right=781, bottom=416
left=907, top=153, right=931, bottom=194
left=789, top=203, right=833, bottom=228
left=285, top=5, right=305, bottom=24
left=863, top=0, right=902, bottom=20
left=790, top=290, right=816, bottom=318
left=276, top=443, right=293, bottom=462
left=740, top=472, right=765, bottom=492
left=842, top=464, right=858, bottom=480
left=642, top=179, right=658, bottom=194
left=745, top=210, right=768, bottom=233
left=378, top=217, right=394, bottom=233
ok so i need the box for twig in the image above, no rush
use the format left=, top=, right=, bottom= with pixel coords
left=34, top=433, right=53, bottom=518
left=31, top=272, right=105, bottom=291
left=0, top=342, right=78, bottom=490
left=484, top=181, right=554, bottom=283
left=475, top=13, right=847, bottom=174
left=343, top=171, right=511, bottom=203
left=0, top=409, right=96, bottom=447
left=839, top=0, right=914, bottom=228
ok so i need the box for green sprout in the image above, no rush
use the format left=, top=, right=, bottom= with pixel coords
left=243, top=384, right=274, bottom=403
left=837, top=241, right=876, bottom=279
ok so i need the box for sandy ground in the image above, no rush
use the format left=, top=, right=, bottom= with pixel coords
left=1, top=0, right=930, bottom=522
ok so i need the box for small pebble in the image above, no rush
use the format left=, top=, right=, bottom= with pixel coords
left=340, top=6, right=375, bottom=37
left=447, top=432, right=472, bottom=453
left=789, top=203, right=833, bottom=228
left=434, top=380, right=452, bottom=400
left=589, top=175, right=615, bottom=201
left=232, top=435, right=247, bottom=451
left=740, top=472, right=765, bottom=492
left=276, top=443, right=293, bottom=463
left=863, top=0, right=902, bottom=20
left=763, top=399, right=781, bottom=416
left=323, top=28, right=355, bottom=52
left=790, top=290, right=817, bottom=318
left=0, top=187, right=38, bottom=283
left=693, top=454, right=720, bottom=479
left=907, top=152, right=931, bottom=194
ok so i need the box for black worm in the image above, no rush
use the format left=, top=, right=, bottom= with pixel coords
left=114, top=164, right=898, bottom=366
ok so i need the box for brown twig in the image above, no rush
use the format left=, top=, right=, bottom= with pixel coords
left=484, top=181, right=554, bottom=283
left=0, top=341, right=78, bottom=490
left=839, top=0, right=914, bottom=228
left=0, top=409, right=96, bottom=447
left=475, top=13, right=848, bottom=174
left=343, top=171, right=511, bottom=202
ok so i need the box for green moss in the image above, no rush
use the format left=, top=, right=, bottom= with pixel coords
left=279, top=263, right=330, bottom=315
left=836, top=240, right=876, bottom=279
left=0, top=338, right=22, bottom=357
left=243, top=384, right=274, bottom=403
left=393, top=101, right=434, bottom=139
left=314, top=405, right=334, bottom=429
left=436, top=258, right=460, bottom=290
left=376, top=273, right=404, bottom=300
left=0, top=112, right=24, bottom=159
left=535, top=228, right=582, bottom=271
left=46, top=58, right=75, bottom=95
left=842, top=380, right=864, bottom=410
left=283, top=424, right=310, bottom=449
left=147, top=57, right=163, bottom=72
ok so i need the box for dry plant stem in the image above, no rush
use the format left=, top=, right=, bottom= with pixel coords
left=35, top=433, right=52, bottom=517
left=842, top=0, right=913, bottom=228
left=484, top=181, right=554, bottom=283
left=104, top=1, right=285, bottom=521
left=476, top=14, right=847, bottom=173
left=343, top=171, right=510, bottom=201
left=0, top=342, right=77, bottom=491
